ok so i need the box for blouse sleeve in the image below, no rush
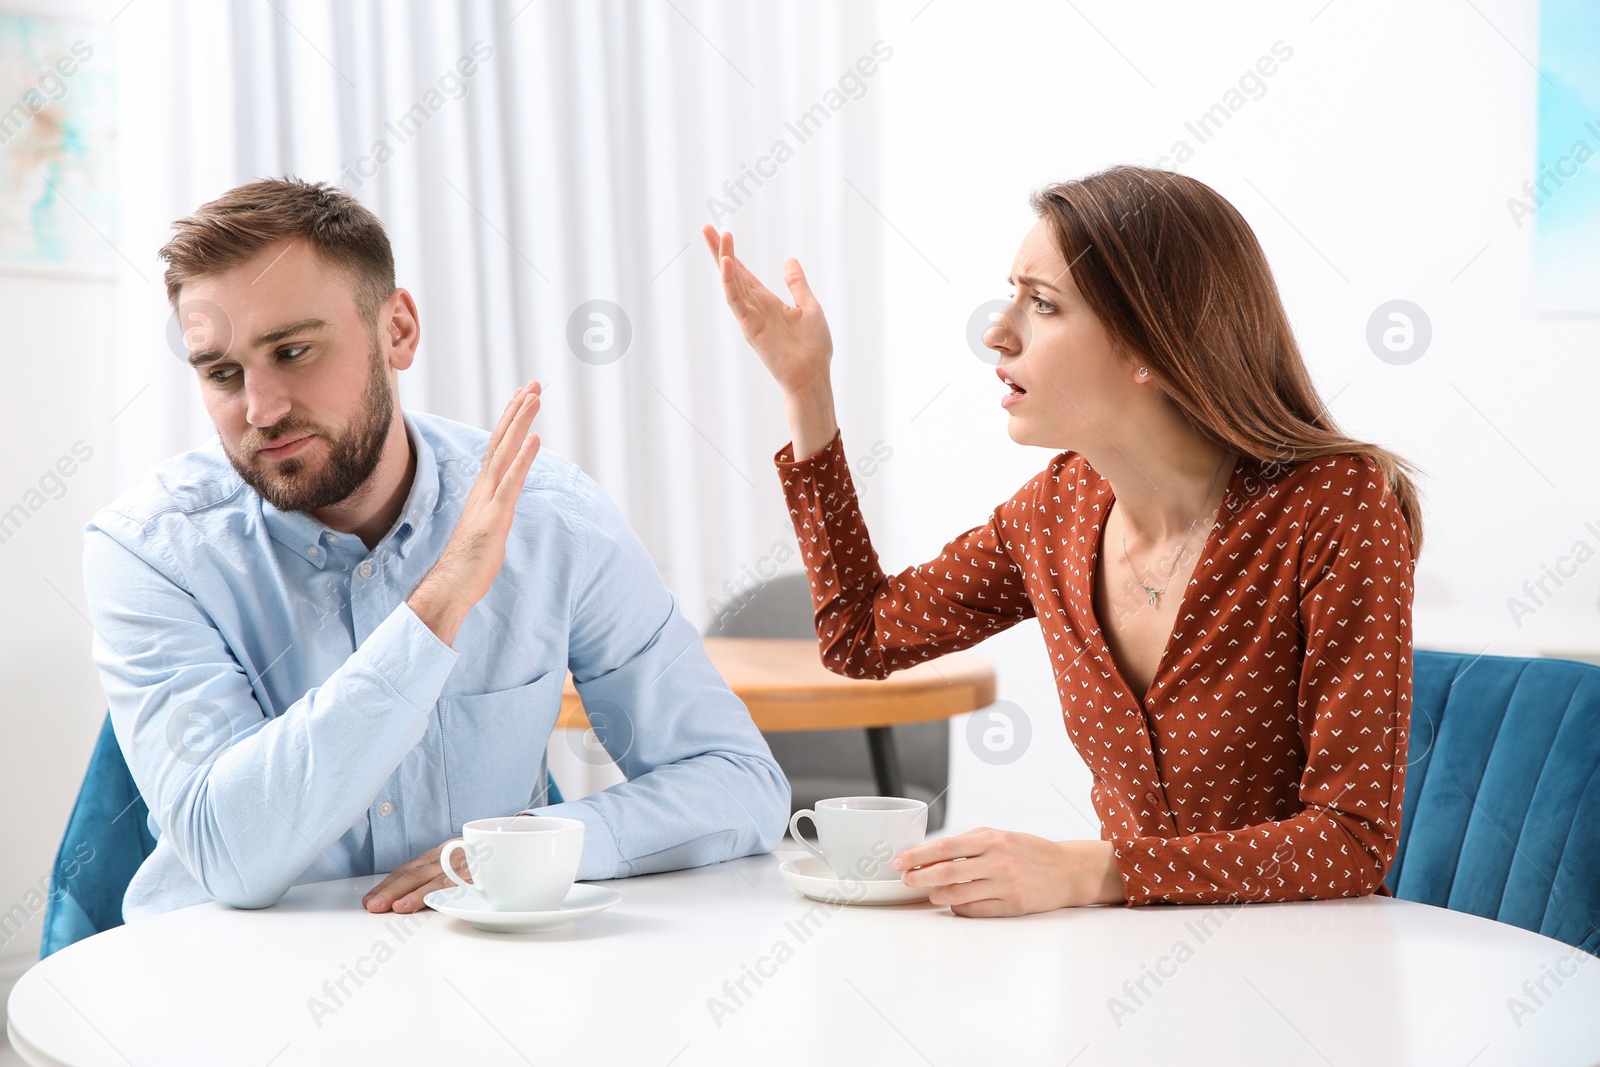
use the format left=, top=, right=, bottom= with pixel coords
left=1110, top=455, right=1416, bottom=905
left=775, top=431, right=1036, bottom=679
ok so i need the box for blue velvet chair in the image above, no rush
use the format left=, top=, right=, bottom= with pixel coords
left=1387, top=650, right=1600, bottom=955
left=41, top=712, right=565, bottom=958
left=39, top=714, right=157, bottom=959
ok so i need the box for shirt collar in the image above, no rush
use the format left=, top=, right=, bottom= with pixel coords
left=389, top=412, right=439, bottom=560
left=258, top=412, right=439, bottom=568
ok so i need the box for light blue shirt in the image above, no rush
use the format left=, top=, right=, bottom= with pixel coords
left=83, top=411, right=789, bottom=921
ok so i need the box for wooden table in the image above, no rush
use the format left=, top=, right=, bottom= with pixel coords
left=559, top=638, right=996, bottom=798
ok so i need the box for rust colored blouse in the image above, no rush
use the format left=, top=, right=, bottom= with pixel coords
left=775, top=432, right=1415, bottom=907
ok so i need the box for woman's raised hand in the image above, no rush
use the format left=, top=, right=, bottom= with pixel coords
left=701, top=224, right=833, bottom=395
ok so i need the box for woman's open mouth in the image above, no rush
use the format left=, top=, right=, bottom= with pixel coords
left=997, top=368, right=1027, bottom=408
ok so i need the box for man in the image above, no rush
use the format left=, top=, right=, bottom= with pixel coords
left=84, top=177, right=789, bottom=921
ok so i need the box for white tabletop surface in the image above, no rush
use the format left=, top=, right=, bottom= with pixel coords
left=8, top=850, right=1600, bottom=1066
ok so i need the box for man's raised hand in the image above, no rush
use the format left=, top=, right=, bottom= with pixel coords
left=407, top=381, right=542, bottom=645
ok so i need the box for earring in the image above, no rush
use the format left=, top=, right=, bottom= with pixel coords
left=1138, top=367, right=1149, bottom=378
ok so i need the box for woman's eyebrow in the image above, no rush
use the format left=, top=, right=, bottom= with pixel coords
left=1007, top=274, right=1061, bottom=293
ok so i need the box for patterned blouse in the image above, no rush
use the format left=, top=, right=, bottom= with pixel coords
left=775, top=431, right=1415, bottom=906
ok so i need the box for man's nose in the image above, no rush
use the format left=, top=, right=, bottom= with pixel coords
left=243, top=372, right=292, bottom=429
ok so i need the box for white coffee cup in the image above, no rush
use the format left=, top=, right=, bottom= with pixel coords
left=439, top=816, right=585, bottom=912
left=788, top=796, right=928, bottom=881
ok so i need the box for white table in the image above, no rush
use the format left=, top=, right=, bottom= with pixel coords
left=9, top=851, right=1600, bottom=1066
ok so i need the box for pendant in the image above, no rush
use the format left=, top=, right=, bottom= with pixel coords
left=1140, top=584, right=1160, bottom=606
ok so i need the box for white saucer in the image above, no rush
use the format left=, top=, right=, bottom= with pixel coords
left=423, top=883, right=620, bottom=932
left=778, top=856, right=930, bottom=906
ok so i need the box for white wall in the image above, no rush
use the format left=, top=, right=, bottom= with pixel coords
left=860, top=0, right=1600, bottom=839
left=0, top=0, right=122, bottom=990
left=0, top=271, right=120, bottom=968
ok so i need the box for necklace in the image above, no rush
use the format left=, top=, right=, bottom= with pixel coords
left=1120, top=452, right=1229, bottom=607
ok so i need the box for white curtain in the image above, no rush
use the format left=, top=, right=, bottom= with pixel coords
left=108, top=0, right=892, bottom=613
left=106, top=0, right=891, bottom=792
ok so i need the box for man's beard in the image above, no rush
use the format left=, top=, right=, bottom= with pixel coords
left=224, top=340, right=394, bottom=514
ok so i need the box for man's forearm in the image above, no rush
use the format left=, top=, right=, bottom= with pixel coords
left=522, top=753, right=788, bottom=881
left=109, top=602, right=457, bottom=909
left=407, top=570, right=474, bottom=646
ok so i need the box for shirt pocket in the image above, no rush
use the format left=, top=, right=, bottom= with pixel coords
left=438, top=670, right=564, bottom=833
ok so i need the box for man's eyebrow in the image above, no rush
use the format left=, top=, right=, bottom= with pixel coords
left=255, top=317, right=330, bottom=346
left=186, top=317, right=331, bottom=367
left=1008, top=274, right=1061, bottom=293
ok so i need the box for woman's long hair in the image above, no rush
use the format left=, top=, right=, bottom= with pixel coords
left=1032, top=165, right=1424, bottom=553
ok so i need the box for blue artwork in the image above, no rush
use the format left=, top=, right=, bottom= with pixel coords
left=1533, top=0, right=1600, bottom=315
left=0, top=15, right=115, bottom=274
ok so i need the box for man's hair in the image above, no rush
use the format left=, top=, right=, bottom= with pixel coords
left=158, top=176, right=396, bottom=326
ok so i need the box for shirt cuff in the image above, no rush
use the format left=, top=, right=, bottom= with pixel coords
left=359, top=601, right=461, bottom=713
left=1110, top=835, right=1160, bottom=907
left=773, top=428, right=845, bottom=471
left=514, top=799, right=623, bottom=881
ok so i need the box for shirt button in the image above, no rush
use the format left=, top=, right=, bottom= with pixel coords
left=378, top=802, right=394, bottom=816
left=307, top=545, right=321, bottom=558
left=358, top=562, right=374, bottom=579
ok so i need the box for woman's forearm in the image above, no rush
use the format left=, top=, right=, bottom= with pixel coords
left=782, top=377, right=840, bottom=462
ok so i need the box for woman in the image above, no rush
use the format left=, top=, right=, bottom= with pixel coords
left=703, top=165, right=1420, bottom=917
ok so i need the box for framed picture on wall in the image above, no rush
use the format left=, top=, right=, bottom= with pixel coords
left=0, top=12, right=115, bottom=279
left=1533, top=0, right=1600, bottom=316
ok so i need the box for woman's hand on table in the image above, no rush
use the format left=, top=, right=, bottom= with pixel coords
left=892, top=829, right=1127, bottom=916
